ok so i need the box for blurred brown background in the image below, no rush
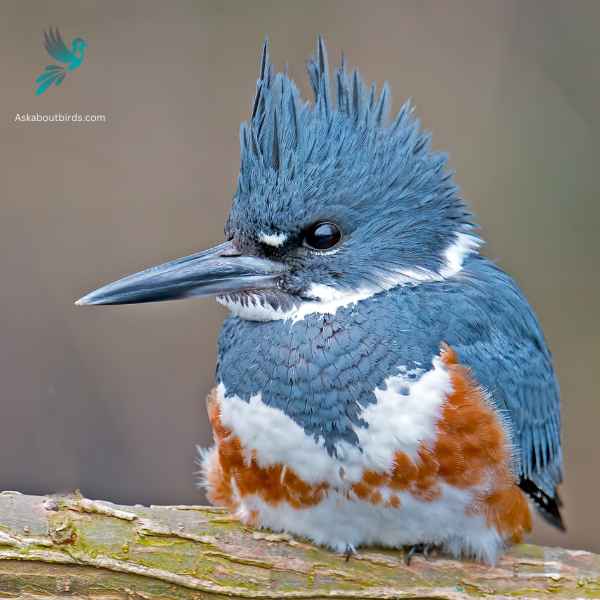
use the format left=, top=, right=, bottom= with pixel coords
left=1, top=1, right=598, bottom=552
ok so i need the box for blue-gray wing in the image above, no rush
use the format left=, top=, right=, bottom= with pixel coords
left=44, top=28, right=74, bottom=64
left=445, top=260, right=563, bottom=528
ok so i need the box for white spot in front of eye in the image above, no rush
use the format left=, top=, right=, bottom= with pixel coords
left=258, top=231, right=287, bottom=247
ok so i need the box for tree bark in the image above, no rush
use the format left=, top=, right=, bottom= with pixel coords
left=0, top=491, right=597, bottom=599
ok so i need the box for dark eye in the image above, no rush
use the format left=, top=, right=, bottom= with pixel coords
left=304, top=222, right=342, bottom=251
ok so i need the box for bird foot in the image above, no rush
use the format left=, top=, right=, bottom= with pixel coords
left=343, top=544, right=356, bottom=562
left=404, top=543, right=438, bottom=565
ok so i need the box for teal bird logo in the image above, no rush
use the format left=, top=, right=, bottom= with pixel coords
left=35, top=28, right=87, bottom=96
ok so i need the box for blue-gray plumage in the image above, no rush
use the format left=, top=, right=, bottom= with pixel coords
left=230, top=41, right=470, bottom=294
left=223, top=39, right=562, bottom=526
left=217, top=256, right=562, bottom=519
left=77, top=36, right=564, bottom=534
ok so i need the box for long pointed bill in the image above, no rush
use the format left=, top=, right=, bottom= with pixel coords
left=76, top=241, right=286, bottom=306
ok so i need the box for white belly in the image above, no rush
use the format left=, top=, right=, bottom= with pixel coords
left=236, top=483, right=503, bottom=563
left=200, top=356, right=510, bottom=564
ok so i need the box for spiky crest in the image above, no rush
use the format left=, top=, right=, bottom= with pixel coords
left=239, top=37, right=431, bottom=185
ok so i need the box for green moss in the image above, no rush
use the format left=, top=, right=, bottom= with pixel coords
left=5, top=499, right=599, bottom=599
left=510, top=543, right=546, bottom=560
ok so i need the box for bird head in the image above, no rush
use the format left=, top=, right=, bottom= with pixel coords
left=72, top=37, right=87, bottom=55
left=77, top=38, right=480, bottom=321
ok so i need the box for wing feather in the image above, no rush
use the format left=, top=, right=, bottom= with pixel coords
left=440, top=259, right=563, bottom=527
left=43, top=27, right=74, bottom=64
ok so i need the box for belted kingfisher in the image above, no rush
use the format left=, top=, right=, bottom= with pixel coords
left=77, top=37, right=564, bottom=563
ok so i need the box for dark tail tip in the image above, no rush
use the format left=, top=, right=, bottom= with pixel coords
left=519, top=477, right=566, bottom=532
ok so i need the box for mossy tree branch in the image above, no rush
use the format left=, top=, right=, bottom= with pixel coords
left=0, top=491, right=597, bottom=599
